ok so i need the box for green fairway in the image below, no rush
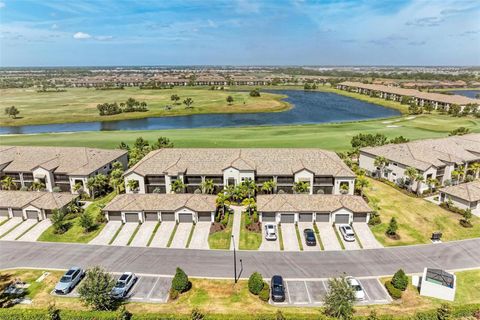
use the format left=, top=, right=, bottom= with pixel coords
left=0, top=87, right=288, bottom=126
left=1, top=114, right=478, bottom=152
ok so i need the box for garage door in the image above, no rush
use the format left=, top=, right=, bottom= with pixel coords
left=197, top=212, right=211, bottom=222
left=316, top=213, right=330, bottom=222
left=161, top=212, right=175, bottom=221
left=25, top=210, right=39, bottom=220
left=334, top=214, right=350, bottom=224
left=108, top=211, right=122, bottom=221
left=144, top=211, right=159, bottom=221
left=299, top=213, right=313, bottom=222
left=262, top=212, right=276, bottom=223
left=280, top=213, right=295, bottom=223
left=45, top=210, right=53, bottom=219
left=178, top=213, right=193, bottom=223
left=124, top=212, right=139, bottom=223
left=0, top=208, right=8, bottom=217
left=12, top=209, right=23, bottom=218
left=353, top=213, right=368, bottom=223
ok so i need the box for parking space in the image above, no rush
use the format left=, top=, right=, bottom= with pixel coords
left=316, top=222, right=342, bottom=251
left=149, top=221, right=175, bottom=248
left=18, top=219, right=52, bottom=241
left=189, top=222, right=210, bottom=249
left=2, top=219, right=37, bottom=240
left=298, top=222, right=321, bottom=251
left=271, top=277, right=391, bottom=306
left=337, top=225, right=361, bottom=250
left=130, top=221, right=158, bottom=247
left=89, top=221, right=122, bottom=245
left=0, top=217, right=23, bottom=238
left=112, top=223, right=138, bottom=246
left=353, top=223, right=383, bottom=249
left=170, top=223, right=192, bottom=248
left=259, top=225, right=280, bottom=251
left=281, top=224, right=300, bottom=251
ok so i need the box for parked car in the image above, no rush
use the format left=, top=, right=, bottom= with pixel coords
left=303, top=228, right=317, bottom=246
left=346, top=276, right=365, bottom=300
left=264, top=223, right=277, bottom=241
left=271, top=275, right=286, bottom=302
left=111, top=272, right=138, bottom=299
left=339, top=224, right=356, bottom=242
left=54, top=267, right=84, bottom=294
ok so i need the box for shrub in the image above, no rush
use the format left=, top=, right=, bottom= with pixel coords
left=116, top=306, right=132, bottom=320
left=191, top=308, right=205, bottom=320
left=248, top=272, right=264, bottom=295
left=52, top=186, right=61, bottom=193
left=47, top=303, right=61, bottom=320
left=245, top=213, right=252, bottom=227
left=258, top=282, right=270, bottom=302
left=79, top=212, right=95, bottom=233
left=275, top=310, right=286, bottom=320
left=169, top=288, right=179, bottom=300
left=391, top=269, right=408, bottom=291
left=385, top=281, right=402, bottom=299
left=386, top=217, right=398, bottom=237
left=171, top=267, right=191, bottom=293
left=252, top=211, right=259, bottom=223
left=437, top=303, right=452, bottom=320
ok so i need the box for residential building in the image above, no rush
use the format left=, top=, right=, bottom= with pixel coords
left=0, top=146, right=128, bottom=195
left=257, top=194, right=372, bottom=224
left=439, top=180, right=480, bottom=216
left=359, top=134, right=480, bottom=193
left=124, top=148, right=356, bottom=195
left=102, top=193, right=217, bottom=223
left=0, top=190, right=77, bottom=221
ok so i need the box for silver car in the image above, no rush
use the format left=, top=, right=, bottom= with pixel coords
left=111, top=272, right=137, bottom=299
left=339, top=224, right=356, bottom=242
left=54, top=267, right=84, bottom=294
left=264, top=223, right=277, bottom=241
left=346, top=276, right=366, bottom=300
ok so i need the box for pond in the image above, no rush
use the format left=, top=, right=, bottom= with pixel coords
left=0, top=90, right=400, bottom=134
left=450, top=90, right=480, bottom=99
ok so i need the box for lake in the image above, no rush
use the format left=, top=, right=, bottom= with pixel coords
left=451, top=90, right=480, bottom=99
left=0, top=90, right=400, bottom=134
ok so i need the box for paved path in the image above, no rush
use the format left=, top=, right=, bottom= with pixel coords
left=0, top=218, right=23, bottom=238
left=149, top=222, right=175, bottom=248
left=2, top=219, right=37, bottom=240
left=353, top=223, right=383, bottom=249
left=230, top=206, right=242, bottom=250
left=130, top=222, right=158, bottom=247
left=282, top=224, right=300, bottom=251
left=112, top=223, right=138, bottom=246
left=89, top=221, right=122, bottom=245
left=1, top=239, right=479, bottom=279
left=189, top=222, right=210, bottom=249
left=170, top=223, right=192, bottom=248
left=18, top=219, right=52, bottom=241
left=317, top=223, right=342, bottom=251
left=0, top=217, right=6, bottom=224
left=298, top=222, right=321, bottom=251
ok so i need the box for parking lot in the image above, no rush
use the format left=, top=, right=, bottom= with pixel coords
left=51, top=274, right=171, bottom=303
left=271, top=278, right=391, bottom=306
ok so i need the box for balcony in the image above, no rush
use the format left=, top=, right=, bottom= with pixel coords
left=314, top=176, right=334, bottom=185
left=276, top=176, right=294, bottom=185
left=145, top=175, right=166, bottom=185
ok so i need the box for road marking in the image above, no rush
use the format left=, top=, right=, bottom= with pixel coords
left=147, top=276, right=161, bottom=299
left=303, top=281, right=312, bottom=304
left=285, top=281, right=292, bottom=304
left=376, top=278, right=393, bottom=302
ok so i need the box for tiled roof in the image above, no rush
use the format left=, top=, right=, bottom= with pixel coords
left=440, top=180, right=480, bottom=202
left=126, top=148, right=354, bottom=177
left=0, top=191, right=77, bottom=209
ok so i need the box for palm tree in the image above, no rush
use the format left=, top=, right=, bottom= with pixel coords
left=240, top=179, right=257, bottom=199
left=374, top=156, right=389, bottom=178
left=126, top=179, right=139, bottom=193
left=215, top=192, right=230, bottom=218
left=293, top=181, right=310, bottom=194
left=242, top=198, right=256, bottom=216
left=1, top=176, right=17, bottom=190
left=457, top=165, right=466, bottom=182
left=200, top=179, right=215, bottom=194
left=415, top=174, right=425, bottom=195
left=261, top=179, right=276, bottom=194
left=30, top=180, right=45, bottom=191
left=404, top=167, right=419, bottom=192
left=170, top=178, right=185, bottom=194
left=355, top=176, right=370, bottom=196
left=450, top=170, right=460, bottom=185
left=426, top=177, right=439, bottom=193
left=86, top=177, right=97, bottom=198
left=469, top=162, right=480, bottom=179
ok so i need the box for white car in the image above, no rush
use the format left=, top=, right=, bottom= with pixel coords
left=339, top=224, right=356, bottom=242
left=346, top=277, right=365, bottom=300
left=264, top=223, right=277, bottom=241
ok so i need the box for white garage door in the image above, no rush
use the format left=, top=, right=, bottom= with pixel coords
left=161, top=212, right=175, bottom=221
left=178, top=213, right=193, bottom=223
left=299, top=213, right=313, bottom=222
left=12, top=209, right=23, bottom=218
left=316, top=212, right=330, bottom=222
left=280, top=213, right=295, bottom=223
left=262, top=212, right=276, bottom=222
left=334, top=214, right=350, bottom=224
left=144, top=211, right=159, bottom=221
left=197, top=212, right=211, bottom=222
left=124, top=212, right=139, bottom=223
left=353, top=213, right=368, bottom=223
left=25, top=210, right=39, bottom=220
left=0, top=208, right=8, bottom=217
left=108, top=211, right=122, bottom=221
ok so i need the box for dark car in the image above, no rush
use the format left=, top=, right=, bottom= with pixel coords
left=303, top=228, right=317, bottom=246
left=271, top=275, right=285, bottom=302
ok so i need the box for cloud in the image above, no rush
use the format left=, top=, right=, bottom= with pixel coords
left=94, top=35, right=113, bottom=41
left=235, top=0, right=260, bottom=13
left=0, top=2, right=5, bottom=9
left=368, top=35, right=407, bottom=46
left=73, top=32, right=91, bottom=39
left=406, top=16, right=444, bottom=27
left=51, top=24, right=58, bottom=29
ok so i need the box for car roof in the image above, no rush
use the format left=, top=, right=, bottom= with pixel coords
left=272, top=275, right=283, bottom=283
left=347, top=277, right=360, bottom=285
left=66, top=267, right=80, bottom=275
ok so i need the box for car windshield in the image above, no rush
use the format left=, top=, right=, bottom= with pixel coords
left=115, top=282, right=126, bottom=288
left=60, top=276, right=71, bottom=283
left=352, top=284, right=362, bottom=291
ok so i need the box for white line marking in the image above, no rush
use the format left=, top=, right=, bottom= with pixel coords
left=285, top=281, right=292, bottom=304
left=146, top=277, right=161, bottom=299
left=303, top=281, right=312, bottom=304
left=376, top=278, right=393, bottom=302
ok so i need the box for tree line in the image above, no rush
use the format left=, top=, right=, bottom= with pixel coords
left=97, top=97, right=148, bottom=116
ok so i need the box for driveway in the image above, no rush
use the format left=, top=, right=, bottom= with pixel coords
left=149, top=221, right=176, bottom=248
left=259, top=225, right=280, bottom=251
left=89, top=221, right=122, bottom=245
left=281, top=224, right=300, bottom=251
left=18, top=219, right=52, bottom=241
left=353, top=223, right=383, bottom=249
left=298, top=222, right=321, bottom=251
left=0, top=217, right=23, bottom=238
left=130, top=221, right=158, bottom=247
left=112, top=223, right=138, bottom=246
left=316, top=223, right=342, bottom=251
left=2, top=219, right=37, bottom=240
left=230, top=206, right=242, bottom=250
left=188, top=222, right=210, bottom=249
left=337, top=225, right=361, bottom=250
left=170, top=223, right=193, bottom=248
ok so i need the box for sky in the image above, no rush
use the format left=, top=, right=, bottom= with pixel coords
left=0, top=0, right=479, bottom=67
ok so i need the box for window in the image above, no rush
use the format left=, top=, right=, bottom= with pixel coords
left=227, top=178, right=235, bottom=186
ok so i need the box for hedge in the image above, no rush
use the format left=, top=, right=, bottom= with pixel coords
left=258, top=282, right=270, bottom=302
left=248, top=272, right=264, bottom=295
left=385, top=281, right=402, bottom=299
left=391, top=269, right=408, bottom=291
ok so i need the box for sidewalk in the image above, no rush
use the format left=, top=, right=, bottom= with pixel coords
left=230, top=206, right=242, bottom=250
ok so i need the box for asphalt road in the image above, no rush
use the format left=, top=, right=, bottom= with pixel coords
left=1, top=239, right=479, bottom=279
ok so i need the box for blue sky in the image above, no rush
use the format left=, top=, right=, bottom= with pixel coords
left=0, top=0, right=479, bottom=67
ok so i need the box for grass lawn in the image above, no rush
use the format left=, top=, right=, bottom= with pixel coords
left=0, top=87, right=288, bottom=126
left=239, top=213, right=262, bottom=250
left=37, top=192, right=116, bottom=243
left=208, top=214, right=233, bottom=250
left=1, top=114, right=478, bottom=152
left=366, top=178, right=480, bottom=246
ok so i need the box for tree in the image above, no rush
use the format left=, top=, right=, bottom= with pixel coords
left=30, top=180, right=45, bottom=191
left=226, top=96, right=234, bottom=105
left=424, top=102, right=435, bottom=113
left=151, top=137, right=174, bottom=149
left=462, top=209, right=473, bottom=225
left=293, top=181, right=310, bottom=194
left=340, top=183, right=350, bottom=194
left=248, top=272, right=264, bottom=295
left=4, top=106, right=20, bottom=119
left=109, top=161, right=124, bottom=193
left=386, top=217, right=398, bottom=237
left=426, top=177, right=439, bottom=193
left=323, top=276, right=356, bottom=320
left=51, top=209, right=69, bottom=234
left=78, top=266, right=117, bottom=310
left=1, top=176, right=17, bottom=190
left=389, top=136, right=410, bottom=144
left=171, top=267, right=190, bottom=293
left=242, top=198, right=256, bottom=216
left=351, top=133, right=388, bottom=149
left=215, top=192, right=230, bottom=217
left=126, top=179, right=139, bottom=193
left=79, top=212, right=95, bottom=233
left=240, top=179, right=257, bottom=199
left=249, top=89, right=261, bottom=97
left=171, top=178, right=185, bottom=194
left=183, top=97, right=194, bottom=109
left=355, top=176, right=370, bottom=196
left=87, top=174, right=109, bottom=198
left=200, top=179, right=215, bottom=194
left=449, top=127, right=470, bottom=136
left=404, top=167, right=419, bottom=192
left=261, top=179, right=276, bottom=194
left=374, top=156, right=389, bottom=178
left=415, top=174, right=425, bottom=195
left=391, top=269, right=408, bottom=291
left=171, top=94, right=180, bottom=105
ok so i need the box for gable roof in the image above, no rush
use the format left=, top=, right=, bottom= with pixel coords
left=440, top=180, right=480, bottom=202
left=0, top=191, right=77, bottom=210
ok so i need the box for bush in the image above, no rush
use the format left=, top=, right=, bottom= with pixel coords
left=171, top=267, right=191, bottom=293
left=116, top=306, right=132, bottom=320
left=258, top=282, right=270, bottom=302
left=385, top=281, right=402, bottom=299
left=191, top=308, right=205, bottom=320
left=437, top=303, right=452, bottom=320
left=391, top=269, right=408, bottom=291
left=169, top=288, right=179, bottom=300
left=248, top=272, right=264, bottom=295
left=79, top=212, right=95, bottom=233
left=52, top=187, right=61, bottom=193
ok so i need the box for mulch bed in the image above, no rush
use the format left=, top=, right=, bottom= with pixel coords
left=247, top=221, right=261, bottom=232
left=209, top=222, right=225, bottom=234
